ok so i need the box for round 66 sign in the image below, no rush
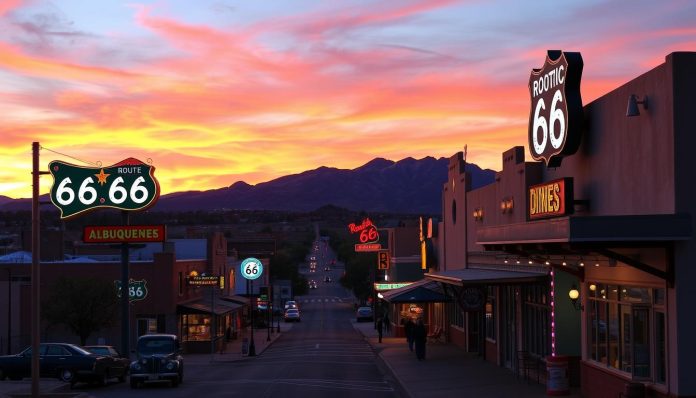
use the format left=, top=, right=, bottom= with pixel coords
left=241, top=257, right=263, bottom=280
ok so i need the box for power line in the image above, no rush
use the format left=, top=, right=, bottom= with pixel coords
left=40, top=145, right=102, bottom=167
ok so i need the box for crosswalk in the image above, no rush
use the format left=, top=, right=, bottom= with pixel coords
left=296, top=297, right=345, bottom=304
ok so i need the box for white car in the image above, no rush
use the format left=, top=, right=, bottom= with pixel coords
left=284, top=308, right=301, bottom=322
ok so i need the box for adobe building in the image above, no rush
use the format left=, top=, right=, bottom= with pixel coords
left=427, top=52, right=696, bottom=397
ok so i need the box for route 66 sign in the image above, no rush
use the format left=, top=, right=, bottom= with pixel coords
left=241, top=257, right=263, bottom=280
left=528, top=51, right=583, bottom=167
left=114, top=279, right=148, bottom=302
left=48, top=158, right=160, bottom=219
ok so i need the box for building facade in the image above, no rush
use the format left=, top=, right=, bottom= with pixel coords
left=427, top=52, right=696, bottom=397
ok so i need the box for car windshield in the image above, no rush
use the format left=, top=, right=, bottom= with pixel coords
left=137, top=338, right=175, bottom=355
left=358, top=308, right=372, bottom=314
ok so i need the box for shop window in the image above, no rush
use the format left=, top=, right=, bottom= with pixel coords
left=137, top=317, right=157, bottom=337
left=587, top=283, right=665, bottom=384
left=522, top=285, right=550, bottom=358
left=448, top=301, right=464, bottom=327
left=485, top=286, right=496, bottom=341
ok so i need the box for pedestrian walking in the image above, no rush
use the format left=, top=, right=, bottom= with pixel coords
left=383, top=313, right=391, bottom=333
left=414, top=318, right=427, bottom=361
left=404, top=317, right=415, bottom=352
left=377, top=317, right=384, bottom=343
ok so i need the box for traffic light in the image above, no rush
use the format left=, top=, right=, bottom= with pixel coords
left=378, top=250, right=389, bottom=270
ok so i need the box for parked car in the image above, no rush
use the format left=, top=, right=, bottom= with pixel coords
left=284, top=308, right=301, bottom=322
left=356, top=306, right=374, bottom=322
left=324, top=276, right=332, bottom=283
left=129, top=334, right=184, bottom=389
left=84, top=345, right=129, bottom=382
left=0, top=343, right=116, bottom=387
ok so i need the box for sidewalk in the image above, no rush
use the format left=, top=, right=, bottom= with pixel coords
left=353, top=322, right=582, bottom=398
left=187, top=323, right=293, bottom=364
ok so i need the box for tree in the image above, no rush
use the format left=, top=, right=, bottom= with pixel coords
left=42, top=277, right=119, bottom=346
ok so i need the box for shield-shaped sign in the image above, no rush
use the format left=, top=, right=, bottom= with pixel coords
left=528, top=51, right=583, bottom=167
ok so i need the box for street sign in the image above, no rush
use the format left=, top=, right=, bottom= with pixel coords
left=83, top=225, right=166, bottom=243
left=48, top=158, right=160, bottom=219
left=378, top=250, right=390, bottom=270
left=114, top=279, right=148, bottom=302
left=241, top=257, right=263, bottom=280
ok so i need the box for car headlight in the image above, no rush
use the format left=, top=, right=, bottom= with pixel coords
left=166, top=362, right=176, bottom=370
left=131, top=362, right=142, bottom=371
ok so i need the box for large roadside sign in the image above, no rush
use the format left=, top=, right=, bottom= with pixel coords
left=48, top=158, right=160, bottom=219
left=84, top=225, right=166, bottom=243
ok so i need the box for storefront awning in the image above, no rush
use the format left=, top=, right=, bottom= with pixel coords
left=381, top=279, right=451, bottom=303
left=178, top=298, right=244, bottom=315
left=476, top=214, right=691, bottom=246
left=425, top=268, right=548, bottom=286
left=220, top=295, right=250, bottom=305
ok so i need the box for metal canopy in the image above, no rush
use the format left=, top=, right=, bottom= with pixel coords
left=381, top=279, right=451, bottom=303
left=425, top=268, right=548, bottom=286
left=178, top=298, right=244, bottom=315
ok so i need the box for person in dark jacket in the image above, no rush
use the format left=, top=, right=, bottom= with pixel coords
left=414, top=318, right=427, bottom=361
left=404, top=317, right=415, bottom=352
left=377, top=317, right=384, bottom=343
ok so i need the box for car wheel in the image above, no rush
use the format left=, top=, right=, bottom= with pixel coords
left=171, top=378, right=179, bottom=388
left=99, top=371, right=108, bottom=386
left=130, top=379, right=138, bottom=389
left=59, top=368, right=75, bottom=383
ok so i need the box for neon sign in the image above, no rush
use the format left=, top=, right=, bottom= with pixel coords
left=348, top=218, right=380, bottom=244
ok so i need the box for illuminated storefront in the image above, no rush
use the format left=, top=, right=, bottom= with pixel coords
left=428, top=52, right=696, bottom=397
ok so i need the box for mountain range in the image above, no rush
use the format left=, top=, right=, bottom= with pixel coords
left=0, top=157, right=495, bottom=215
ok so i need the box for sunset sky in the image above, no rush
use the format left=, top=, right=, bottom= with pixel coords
left=1, top=0, right=694, bottom=199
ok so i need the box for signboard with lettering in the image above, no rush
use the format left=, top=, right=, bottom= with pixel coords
left=355, top=243, right=382, bottom=252
left=188, top=275, right=221, bottom=286
left=374, top=282, right=412, bottom=291
left=528, top=177, right=574, bottom=220
left=528, top=51, right=583, bottom=167
left=48, top=158, right=160, bottom=219
left=84, top=225, right=166, bottom=243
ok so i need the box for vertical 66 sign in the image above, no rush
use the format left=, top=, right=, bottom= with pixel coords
left=48, top=158, right=160, bottom=219
left=241, top=257, right=263, bottom=280
left=528, top=51, right=583, bottom=168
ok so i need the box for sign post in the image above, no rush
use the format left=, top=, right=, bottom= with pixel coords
left=241, top=258, right=263, bottom=357
left=48, top=157, right=160, bottom=359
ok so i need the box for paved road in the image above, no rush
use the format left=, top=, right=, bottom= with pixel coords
left=20, top=239, right=401, bottom=398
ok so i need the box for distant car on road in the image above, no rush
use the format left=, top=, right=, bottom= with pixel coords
left=285, top=300, right=298, bottom=310
left=356, top=307, right=374, bottom=322
left=308, top=280, right=317, bottom=289
left=129, top=334, right=184, bottom=389
left=324, top=276, right=332, bottom=283
left=0, top=343, right=117, bottom=387
left=284, top=308, right=301, bottom=322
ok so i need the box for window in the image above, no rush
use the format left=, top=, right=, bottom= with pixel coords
left=522, top=285, right=550, bottom=358
left=485, top=286, right=496, bottom=340
left=451, top=200, right=457, bottom=224
left=448, top=302, right=464, bottom=328
left=587, top=283, right=665, bottom=383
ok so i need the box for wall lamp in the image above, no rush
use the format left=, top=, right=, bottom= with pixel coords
left=473, top=207, right=484, bottom=221
left=626, top=94, right=648, bottom=117
left=500, top=197, right=514, bottom=214
left=568, top=284, right=583, bottom=311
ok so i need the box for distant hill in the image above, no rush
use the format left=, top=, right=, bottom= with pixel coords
left=153, top=157, right=495, bottom=215
left=0, top=157, right=495, bottom=216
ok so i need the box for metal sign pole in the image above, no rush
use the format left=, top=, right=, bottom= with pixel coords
left=120, top=211, right=130, bottom=358
left=249, top=279, right=256, bottom=356
left=31, top=142, right=40, bottom=398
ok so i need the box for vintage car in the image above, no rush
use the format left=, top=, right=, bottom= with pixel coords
left=0, top=343, right=117, bottom=386
left=129, top=334, right=184, bottom=388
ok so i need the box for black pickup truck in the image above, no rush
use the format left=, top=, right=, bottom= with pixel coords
left=129, top=334, right=184, bottom=388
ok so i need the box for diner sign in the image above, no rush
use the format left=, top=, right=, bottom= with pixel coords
left=349, top=217, right=381, bottom=252
left=528, top=51, right=583, bottom=167
left=374, top=282, right=412, bottom=291
left=528, top=177, right=574, bottom=220
left=83, top=225, right=165, bottom=243
left=188, top=275, right=221, bottom=286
